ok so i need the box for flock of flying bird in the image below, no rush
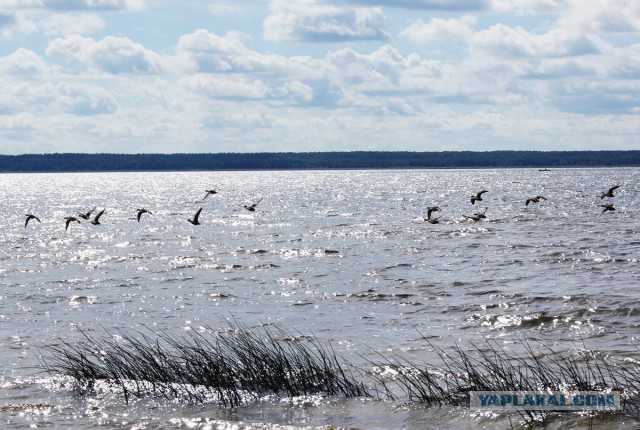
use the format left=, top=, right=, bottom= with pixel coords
left=21, top=184, right=623, bottom=229
left=422, top=184, right=622, bottom=224
left=22, top=188, right=263, bottom=230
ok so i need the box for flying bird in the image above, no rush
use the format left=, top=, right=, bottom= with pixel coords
left=599, top=185, right=620, bottom=199
left=90, top=209, right=105, bottom=225
left=525, top=195, right=547, bottom=206
left=426, top=206, right=440, bottom=219
left=203, top=189, right=219, bottom=200
left=136, top=208, right=152, bottom=222
left=601, top=203, right=615, bottom=214
left=25, top=213, right=41, bottom=227
left=470, top=190, right=488, bottom=205
left=464, top=213, right=484, bottom=222
left=244, top=197, right=263, bottom=212
left=77, top=206, right=96, bottom=220
left=64, top=216, right=80, bottom=231
left=188, top=208, right=203, bottom=225
left=464, top=207, right=487, bottom=222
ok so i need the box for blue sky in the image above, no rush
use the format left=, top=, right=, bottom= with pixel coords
left=1, top=0, right=639, bottom=154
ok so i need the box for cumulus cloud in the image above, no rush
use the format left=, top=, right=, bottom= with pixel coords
left=273, top=80, right=315, bottom=103
left=347, top=0, right=489, bottom=11
left=176, top=29, right=323, bottom=78
left=0, top=12, right=37, bottom=38
left=471, top=24, right=603, bottom=58
left=41, top=13, right=105, bottom=36
left=2, top=0, right=640, bottom=152
left=264, top=0, right=389, bottom=42
left=327, top=44, right=405, bottom=90
left=400, top=15, right=476, bottom=44
left=177, top=30, right=262, bottom=72
left=57, top=81, right=118, bottom=115
left=0, top=48, right=49, bottom=74
left=490, top=0, right=564, bottom=14
left=41, top=0, right=145, bottom=11
left=46, top=34, right=163, bottom=74
left=556, top=1, right=640, bottom=34
left=0, top=1, right=43, bottom=10
left=182, top=74, right=270, bottom=100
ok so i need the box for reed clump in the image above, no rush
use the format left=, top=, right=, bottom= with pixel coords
left=43, top=325, right=640, bottom=418
left=42, top=323, right=370, bottom=407
left=368, top=335, right=640, bottom=419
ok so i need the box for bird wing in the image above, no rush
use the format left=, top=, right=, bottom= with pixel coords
left=94, top=209, right=105, bottom=222
left=193, top=207, right=203, bottom=222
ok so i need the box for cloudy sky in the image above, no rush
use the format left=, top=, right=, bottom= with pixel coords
left=1, top=0, right=639, bottom=154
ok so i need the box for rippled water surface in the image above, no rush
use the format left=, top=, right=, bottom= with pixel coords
left=1, top=168, right=639, bottom=429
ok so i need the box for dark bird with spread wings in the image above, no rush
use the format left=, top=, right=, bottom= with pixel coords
left=137, top=208, right=152, bottom=222
left=188, top=208, right=203, bottom=225
left=244, top=198, right=263, bottom=212
left=525, top=195, right=547, bottom=206
left=599, top=185, right=620, bottom=199
left=470, top=190, right=488, bottom=205
left=25, top=213, right=41, bottom=227
left=64, top=216, right=80, bottom=231
left=90, top=209, right=105, bottom=225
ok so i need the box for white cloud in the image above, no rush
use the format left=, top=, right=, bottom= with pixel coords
left=471, top=24, right=603, bottom=58
left=400, top=16, right=476, bottom=45
left=182, top=74, right=270, bottom=100
left=1, top=0, right=640, bottom=153
left=41, top=0, right=145, bottom=11
left=0, top=48, right=49, bottom=74
left=41, top=13, right=105, bottom=36
left=57, top=81, right=118, bottom=115
left=350, top=0, right=489, bottom=11
left=91, top=35, right=161, bottom=73
left=175, top=29, right=324, bottom=78
left=0, top=12, right=37, bottom=39
left=273, top=80, right=315, bottom=103
left=554, top=1, right=640, bottom=34
left=46, top=34, right=163, bottom=74
left=176, top=30, right=257, bottom=72
left=0, top=1, right=44, bottom=10
left=264, top=0, right=389, bottom=42
left=490, top=0, right=564, bottom=14
left=327, top=44, right=405, bottom=91
left=208, top=3, right=236, bottom=15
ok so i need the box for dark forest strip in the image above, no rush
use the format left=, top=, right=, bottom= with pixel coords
left=2, top=150, right=640, bottom=172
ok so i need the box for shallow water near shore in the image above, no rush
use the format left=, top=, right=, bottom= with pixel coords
left=1, top=168, right=639, bottom=429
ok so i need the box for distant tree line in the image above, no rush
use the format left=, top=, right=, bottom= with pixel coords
left=0, top=151, right=639, bottom=172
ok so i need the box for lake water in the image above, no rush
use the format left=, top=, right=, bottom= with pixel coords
left=0, top=168, right=639, bottom=429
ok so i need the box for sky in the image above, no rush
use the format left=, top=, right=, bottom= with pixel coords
left=1, top=0, right=639, bottom=154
